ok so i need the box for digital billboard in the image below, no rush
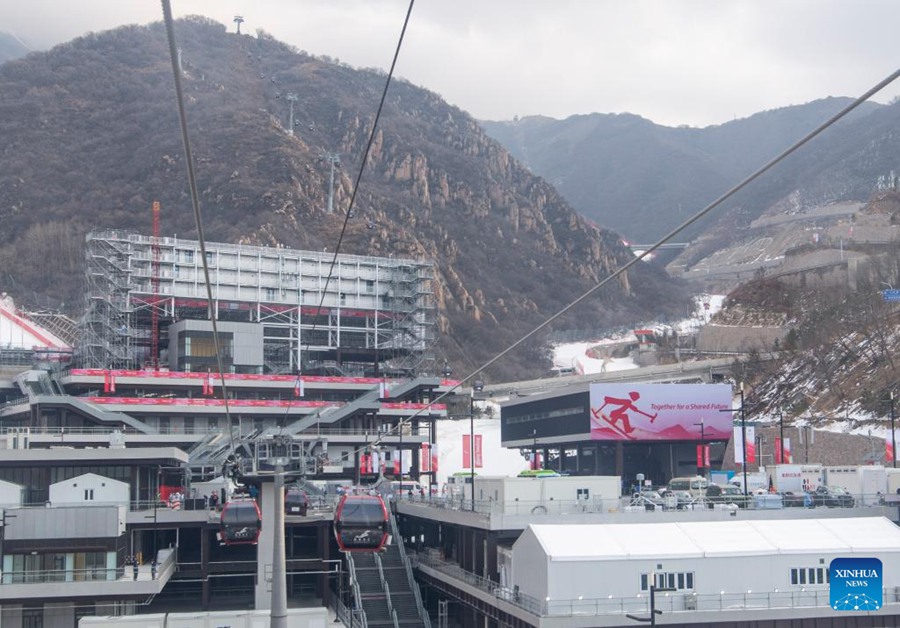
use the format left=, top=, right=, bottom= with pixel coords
left=589, top=383, right=732, bottom=441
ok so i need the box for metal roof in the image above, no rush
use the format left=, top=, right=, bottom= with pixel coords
left=526, top=516, right=900, bottom=561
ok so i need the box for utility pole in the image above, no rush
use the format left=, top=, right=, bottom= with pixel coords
left=286, top=93, right=298, bottom=136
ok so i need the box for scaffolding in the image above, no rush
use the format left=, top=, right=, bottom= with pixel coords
left=77, top=231, right=436, bottom=374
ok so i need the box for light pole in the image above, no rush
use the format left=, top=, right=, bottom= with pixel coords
left=722, top=386, right=749, bottom=499
left=890, top=392, right=896, bottom=469
left=740, top=384, right=748, bottom=500
left=469, top=378, right=484, bottom=511
left=626, top=575, right=675, bottom=626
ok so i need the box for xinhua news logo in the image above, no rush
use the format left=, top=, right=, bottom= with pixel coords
left=829, top=557, right=882, bottom=611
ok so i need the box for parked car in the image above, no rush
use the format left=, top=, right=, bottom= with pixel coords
left=705, top=483, right=748, bottom=508
left=812, top=485, right=855, bottom=508
left=780, top=491, right=808, bottom=508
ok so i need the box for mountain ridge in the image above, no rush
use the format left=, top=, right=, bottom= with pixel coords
left=480, top=98, right=890, bottom=243
left=0, top=18, right=689, bottom=381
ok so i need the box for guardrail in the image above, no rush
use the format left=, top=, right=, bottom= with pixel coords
left=415, top=552, right=894, bottom=617
left=399, top=491, right=893, bottom=518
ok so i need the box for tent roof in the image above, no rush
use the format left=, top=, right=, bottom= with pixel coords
left=526, top=517, right=900, bottom=561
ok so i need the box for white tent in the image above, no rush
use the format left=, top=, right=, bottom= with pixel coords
left=511, top=517, right=900, bottom=605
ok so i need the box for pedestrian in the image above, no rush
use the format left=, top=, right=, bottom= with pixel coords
left=151, top=560, right=158, bottom=580
left=209, top=491, right=219, bottom=510
left=132, top=559, right=139, bottom=581
left=407, top=488, right=413, bottom=500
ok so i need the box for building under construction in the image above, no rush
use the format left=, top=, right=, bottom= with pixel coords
left=78, top=230, right=435, bottom=375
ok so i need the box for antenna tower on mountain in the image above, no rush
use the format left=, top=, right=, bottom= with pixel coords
left=286, top=93, right=298, bottom=137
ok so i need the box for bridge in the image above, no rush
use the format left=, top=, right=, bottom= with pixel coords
left=628, top=242, right=690, bottom=252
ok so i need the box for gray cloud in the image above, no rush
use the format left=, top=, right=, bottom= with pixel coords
left=4, top=0, right=899, bottom=127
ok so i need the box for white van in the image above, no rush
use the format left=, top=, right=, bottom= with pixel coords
left=666, top=476, right=709, bottom=498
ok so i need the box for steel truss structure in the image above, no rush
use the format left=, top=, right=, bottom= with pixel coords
left=79, top=231, right=435, bottom=374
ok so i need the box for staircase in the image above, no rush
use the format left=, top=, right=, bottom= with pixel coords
left=344, top=517, right=431, bottom=628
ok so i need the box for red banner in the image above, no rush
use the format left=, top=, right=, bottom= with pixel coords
left=462, top=435, right=471, bottom=469
left=775, top=437, right=782, bottom=464
left=474, top=434, right=483, bottom=469
left=888, top=441, right=894, bottom=465
left=696, top=444, right=709, bottom=468
left=783, top=437, right=792, bottom=463
left=420, top=443, right=431, bottom=472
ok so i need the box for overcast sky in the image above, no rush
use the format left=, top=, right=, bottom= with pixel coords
left=5, top=0, right=900, bottom=128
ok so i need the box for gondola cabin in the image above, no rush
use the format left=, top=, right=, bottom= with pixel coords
left=285, top=488, right=309, bottom=516
left=219, top=497, right=261, bottom=546
left=333, top=495, right=388, bottom=552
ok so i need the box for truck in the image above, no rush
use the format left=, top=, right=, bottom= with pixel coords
left=884, top=468, right=900, bottom=503
left=824, top=465, right=886, bottom=505
left=767, top=464, right=823, bottom=494
left=728, top=470, right=769, bottom=493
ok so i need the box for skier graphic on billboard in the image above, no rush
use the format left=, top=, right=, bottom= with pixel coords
left=589, top=384, right=733, bottom=441
left=592, top=391, right=658, bottom=439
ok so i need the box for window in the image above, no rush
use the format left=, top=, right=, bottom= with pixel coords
left=640, top=572, right=694, bottom=592
left=266, top=288, right=276, bottom=301
left=84, top=489, right=94, bottom=501
left=23, top=607, right=42, bottom=628
left=576, top=488, right=590, bottom=500
left=366, top=280, right=375, bottom=293
left=790, top=567, right=828, bottom=586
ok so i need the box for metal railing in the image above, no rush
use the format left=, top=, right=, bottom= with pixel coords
left=414, top=552, right=897, bottom=617
left=400, top=492, right=893, bottom=517
left=413, top=552, right=543, bottom=616
left=389, top=513, right=433, bottom=628
left=1, top=567, right=122, bottom=584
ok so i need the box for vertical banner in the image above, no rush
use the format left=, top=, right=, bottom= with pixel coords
left=420, top=443, right=431, bottom=472
left=733, top=426, right=744, bottom=464
left=294, top=377, right=305, bottom=397
left=783, top=437, right=792, bottom=463
left=775, top=437, right=783, bottom=464
left=474, top=434, right=483, bottom=468
left=887, top=440, right=894, bottom=465
left=104, top=372, right=110, bottom=393
left=204, top=371, right=215, bottom=396
left=746, top=425, right=756, bottom=464
left=379, top=381, right=390, bottom=398
left=696, top=445, right=709, bottom=468
left=462, top=435, right=472, bottom=469
left=431, top=442, right=439, bottom=475
left=894, top=430, right=900, bottom=462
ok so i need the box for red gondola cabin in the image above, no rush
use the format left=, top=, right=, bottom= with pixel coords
left=333, top=495, right=388, bottom=552
left=219, top=497, right=261, bottom=546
